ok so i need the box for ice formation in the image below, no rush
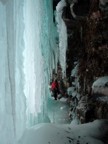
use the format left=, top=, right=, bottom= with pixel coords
left=0, top=0, right=58, bottom=143
left=56, top=0, right=67, bottom=77
left=0, top=1, right=26, bottom=143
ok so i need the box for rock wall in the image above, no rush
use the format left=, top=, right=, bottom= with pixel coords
left=62, top=0, right=108, bottom=123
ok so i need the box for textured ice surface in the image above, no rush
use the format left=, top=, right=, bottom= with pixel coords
left=0, top=1, right=25, bottom=143
left=0, top=0, right=58, bottom=143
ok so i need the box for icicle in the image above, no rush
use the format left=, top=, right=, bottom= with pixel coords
left=70, top=3, right=77, bottom=18
left=56, top=0, right=67, bottom=78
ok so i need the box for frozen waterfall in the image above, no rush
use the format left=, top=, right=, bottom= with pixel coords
left=0, top=0, right=58, bottom=143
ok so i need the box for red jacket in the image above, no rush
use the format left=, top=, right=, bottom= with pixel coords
left=51, top=81, right=58, bottom=90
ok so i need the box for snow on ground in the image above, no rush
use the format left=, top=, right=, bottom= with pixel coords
left=18, top=120, right=108, bottom=144
left=18, top=95, right=108, bottom=144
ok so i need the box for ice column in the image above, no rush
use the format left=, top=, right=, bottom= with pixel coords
left=0, top=0, right=26, bottom=143
left=0, top=0, right=58, bottom=143
left=39, top=0, right=59, bottom=74
left=56, top=0, right=67, bottom=77
left=23, top=0, right=58, bottom=125
left=23, top=0, right=42, bottom=126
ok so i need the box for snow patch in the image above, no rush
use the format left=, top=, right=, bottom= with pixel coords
left=92, top=76, right=108, bottom=95
left=18, top=120, right=108, bottom=144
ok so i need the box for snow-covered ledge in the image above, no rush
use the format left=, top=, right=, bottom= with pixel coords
left=92, top=76, right=108, bottom=95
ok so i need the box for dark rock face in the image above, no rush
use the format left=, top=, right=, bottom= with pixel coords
left=76, top=96, right=88, bottom=123
left=62, top=6, right=82, bottom=79
left=73, top=0, right=90, bottom=16
left=76, top=94, right=108, bottom=123
left=89, top=94, right=108, bottom=119
left=61, top=0, right=108, bottom=123
left=78, top=11, right=108, bottom=93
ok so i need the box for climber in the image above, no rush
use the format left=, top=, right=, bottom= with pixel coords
left=51, top=79, right=59, bottom=100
